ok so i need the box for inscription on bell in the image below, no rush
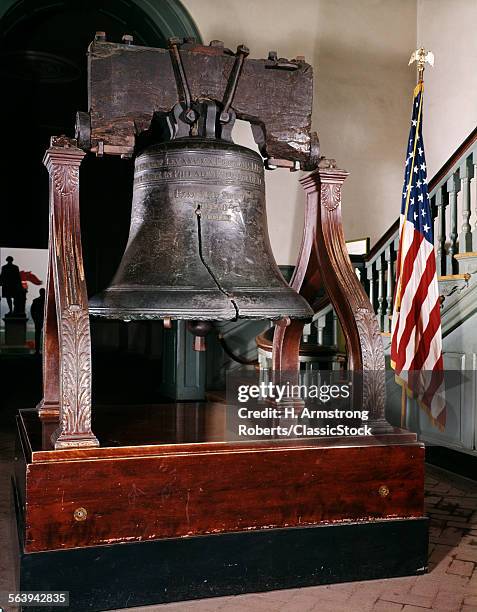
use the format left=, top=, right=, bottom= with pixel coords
left=136, top=154, right=262, bottom=173
left=134, top=167, right=262, bottom=188
left=202, top=202, right=234, bottom=222
left=174, top=189, right=195, bottom=199
left=166, top=189, right=244, bottom=222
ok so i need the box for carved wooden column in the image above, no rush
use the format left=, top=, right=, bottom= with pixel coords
left=41, top=136, right=99, bottom=449
left=299, top=161, right=386, bottom=425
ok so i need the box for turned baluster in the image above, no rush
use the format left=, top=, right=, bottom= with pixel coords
left=384, top=245, right=394, bottom=333
left=435, top=186, right=448, bottom=276
left=366, top=262, right=376, bottom=315
left=332, top=312, right=338, bottom=347
left=430, top=192, right=437, bottom=232
left=376, top=254, right=385, bottom=332
left=316, top=314, right=326, bottom=346
left=473, top=150, right=477, bottom=251
left=446, top=173, right=460, bottom=274
left=459, top=157, right=473, bottom=253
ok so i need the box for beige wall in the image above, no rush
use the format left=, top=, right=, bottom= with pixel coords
left=417, top=0, right=477, bottom=178
left=182, top=0, right=417, bottom=264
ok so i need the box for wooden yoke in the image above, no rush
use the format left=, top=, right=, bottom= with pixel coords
left=272, top=159, right=387, bottom=425
left=40, top=136, right=98, bottom=449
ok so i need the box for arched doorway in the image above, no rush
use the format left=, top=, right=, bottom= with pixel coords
left=0, top=0, right=200, bottom=254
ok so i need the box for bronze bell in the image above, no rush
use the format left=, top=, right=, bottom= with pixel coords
left=89, top=106, right=313, bottom=323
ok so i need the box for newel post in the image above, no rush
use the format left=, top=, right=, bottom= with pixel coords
left=300, top=161, right=387, bottom=425
left=41, top=136, right=99, bottom=449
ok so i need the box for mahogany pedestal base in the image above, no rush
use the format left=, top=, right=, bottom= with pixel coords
left=13, top=405, right=428, bottom=611
left=12, top=509, right=428, bottom=612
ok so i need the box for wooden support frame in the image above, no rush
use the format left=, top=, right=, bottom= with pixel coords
left=38, top=145, right=386, bottom=448
left=39, top=136, right=98, bottom=449
left=272, top=160, right=387, bottom=424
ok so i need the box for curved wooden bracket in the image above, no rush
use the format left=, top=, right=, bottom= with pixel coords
left=41, top=137, right=99, bottom=449
left=271, top=317, right=303, bottom=372
left=271, top=159, right=386, bottom=424
left=287, top=185, right=323, bottom=305
left=300, top=162, right=386, bottom=421
left=271, top=164, right=324, bottom=373
left=37, top=255, right=60, bottom=421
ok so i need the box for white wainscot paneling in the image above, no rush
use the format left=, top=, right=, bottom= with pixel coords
left=418, top=352, right=476, bottom=452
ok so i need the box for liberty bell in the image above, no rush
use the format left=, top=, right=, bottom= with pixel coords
left=89, top=41, right=313, bottom=330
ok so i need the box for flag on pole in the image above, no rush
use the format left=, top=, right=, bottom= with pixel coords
left=390, top=80, right=445, bottom=427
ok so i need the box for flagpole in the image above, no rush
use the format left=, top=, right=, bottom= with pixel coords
left=400, top=385, right=407, bottom=428
left=394, top=48, right=434, bottom=312
left=393, top=47, right=445, bottom=432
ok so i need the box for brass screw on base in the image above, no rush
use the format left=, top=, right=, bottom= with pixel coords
left=378, top=485, right=390, bottom=497
left=73, top=507, right=88, bottom=521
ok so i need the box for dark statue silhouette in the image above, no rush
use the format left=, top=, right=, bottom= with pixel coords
left=0, top=256, right=24, bottom=315
left=30, top=288, right=46, bottom=354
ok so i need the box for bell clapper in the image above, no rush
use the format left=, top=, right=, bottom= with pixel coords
left=187, top=321, right=213, bottom=352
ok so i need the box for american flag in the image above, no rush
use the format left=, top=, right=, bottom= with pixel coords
left=390, top=81, right=445, bottom=427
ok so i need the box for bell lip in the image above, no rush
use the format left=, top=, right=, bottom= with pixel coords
left=88, top=308, right=313, bottom=322
left=88, top=309, right=235, bottom=321
left=88, top=286, right=236, bottom=320
left=231, top=304, right=314, bottom=320
left=88, top=286, right=314, bottom=321
left=88, top=302, right=313, bottom=321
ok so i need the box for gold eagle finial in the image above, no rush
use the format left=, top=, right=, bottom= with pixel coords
left=409, top=48, right=434, bottom=80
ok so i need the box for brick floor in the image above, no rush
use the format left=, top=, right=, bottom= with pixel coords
left=112, top=465, right=477, bottom=611
left=1, top=444, right=477, bottom=612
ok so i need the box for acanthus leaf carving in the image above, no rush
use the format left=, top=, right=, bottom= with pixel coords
left=354, top=307, right=386, bottom=418
left=60, top=304, right=93, bottom=436
left=53, top=165, right=79, bottom=197
left=320, top=182, right=341, bottom=211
